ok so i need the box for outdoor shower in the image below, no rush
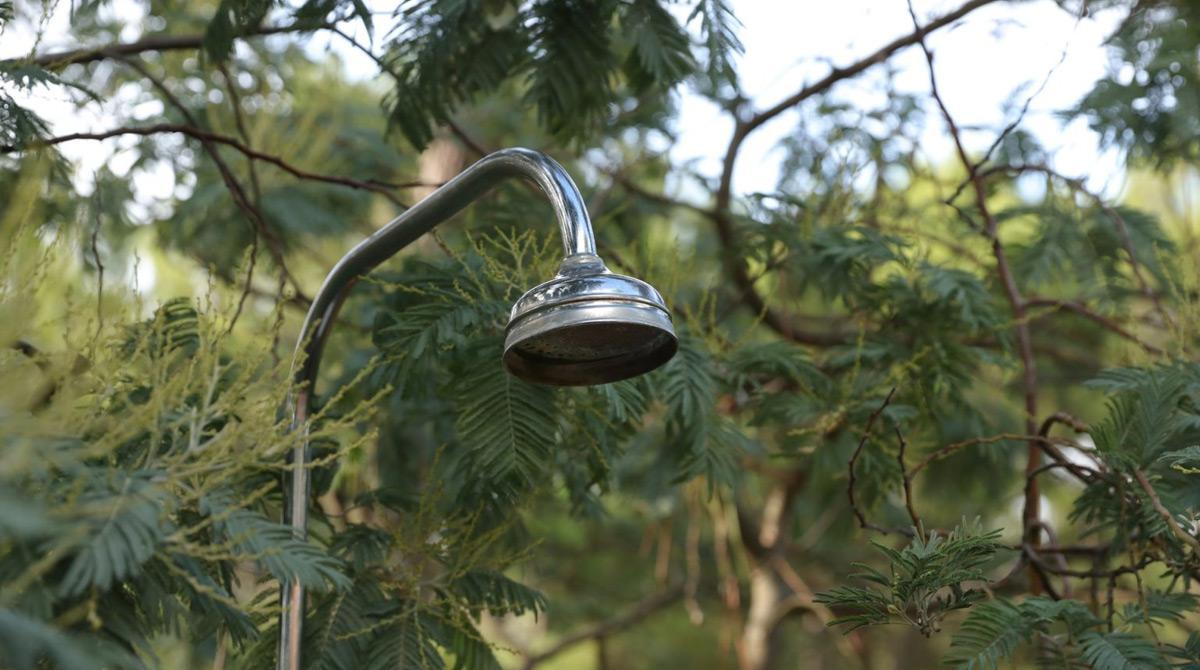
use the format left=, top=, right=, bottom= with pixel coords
left=279, top=148, right=677, bottom=669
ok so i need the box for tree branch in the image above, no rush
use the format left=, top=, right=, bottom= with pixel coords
left=906, top=432, right=1096, bottom=481
left=16, top=23, right=326, bottom=70
left=1133, top=469, right=1200, bottom=554
left=4, top=123, right=432, bottom=205
left=116, top=56, right=309, bottom=303
left=908, top=3, right=1045, bottom=588
left=611, top=170, right=717, bottom=220
left=742, top=0, right=1002, bottom=139
left=218, top=61, right=262, bottom=333
left=1025, top=297, right=1163, bottom=355
left=894, top=426, right=923, bottom=539
left=847, top=388, right=912, bottom=536
left=522, top=584, right=684, bottom=669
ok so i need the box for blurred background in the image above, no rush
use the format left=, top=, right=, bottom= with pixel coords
left=2, top=0, right=1198, bottom=668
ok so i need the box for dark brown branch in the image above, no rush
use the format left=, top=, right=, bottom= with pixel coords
left=17, top=23, right=324, bottom=70
left=90, top=190, right=105, bottom=337
left=1039, top=411, right=1087, bottom=434
left=1026, top=298, right=1163, bottom=355
left=522, top=584, right=684, bottom=669
left=219, top=62, right=262, bottom=333
left=1024, top=548, right=1064, bottom=600
left=847, top=388, right=912, bottom=536
left=1012, top=544, right=1109, bottom=556
left=906, top=432, right=1096, bottom=481
left=1024, top=544, right=1153, bottom=580
left=3, top=123, right=428, bottom=206
left=908, top=4, right=1045, bottom=591
left=894, top=427, right=923, bottom=540
left=1022, top=462, right=1076, bottom=596
left=611, top=171, right=717, bottom=220
left=444, top=119, right=490, bottom=158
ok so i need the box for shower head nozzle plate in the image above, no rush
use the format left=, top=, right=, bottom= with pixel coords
left=503, top=255, right=677, bottom=386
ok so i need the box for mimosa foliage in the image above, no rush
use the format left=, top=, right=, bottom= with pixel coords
left=4, top=0, right=1200, bottom=667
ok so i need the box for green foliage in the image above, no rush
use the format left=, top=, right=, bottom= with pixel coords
left=59, top=476, right=167, bottom=597
left=1071, top=1, right=1200, bottom=166
left=452, top=343, right=559, bottom=504
left=1160, top=445, right=1200, bottom=474
left=203, top=498, right=349, bottom=591
left=384, top=0, right=695, bottom=148
left=943, top=597, right=1099, bottom=669
left=204, top=0, right=276, bottom=62
left=816, top=521, right=1004, bottom=636
left=5, top=0, right=1200, bottom=667
left=445, top=569, right=548, bottom=619
left=688, top=0, right=743, bottom=86
left=384, top=0, right=531, bottom=150
left=0, top=64, right=55, bottom=151
left=0, top=608, right=132, bottom=670
left=623, top=0, right=696, bottom=91
left=526, top=0, right=618, bottom=136
left=1078, top=632, right=1167, bottom=670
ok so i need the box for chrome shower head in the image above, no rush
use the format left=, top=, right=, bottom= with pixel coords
left=504, top=254, right=677, bottom=386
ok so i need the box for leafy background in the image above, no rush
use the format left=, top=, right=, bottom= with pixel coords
left=2, top=0, right=1200, bottom=668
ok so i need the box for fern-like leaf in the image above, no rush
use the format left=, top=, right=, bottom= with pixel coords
left=446, top=570, right=547, bottom=619
left=1079, top=631, right=1167, bottom=670
left=688, top=0, right=743, bottom=84
left=453, top=346, right=558, bottom=500
left=204, top=498, right=349, bottom=592
left=622, top=0, right=695, bottom=90
left=59, top=480, right=165, bottom=597
left=0, top=608, right=126, bottom=670
left=943, top=600, right=1031, bottom=670
left=525, top=0, right=618, bottom=139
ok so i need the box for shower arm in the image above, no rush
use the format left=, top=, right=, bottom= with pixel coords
left=279, top=148, right=598, bottom=670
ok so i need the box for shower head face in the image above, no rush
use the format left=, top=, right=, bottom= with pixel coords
left=503, top=256, right=677, bottom=386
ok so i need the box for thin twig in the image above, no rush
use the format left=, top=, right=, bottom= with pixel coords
left=326, top=25, right=492, bottom=159
left=1024, top=545, right=1153, bottom=580
left=219, top=61, right=262, bottom=334
left=971, top=0, right=1084, bottom=172
left=1037, top=411, right=1088, bottom=437
left=1022, top=462, right=1072, bottom=595
left=908, top=3, right=1044, bottom=588
left=116, top=56, right=309, bottom=304
left=847, top=388, right=912, bottom=536
left=1025, top=297, right=1162, bottom=355
left=444, top=119, right=490, bottom=158
left=1133, top=469, right=1200, bottom=554
left=611, top=170, right=717, bottom=220
left=906, top=433, right=1094, bottom=480
left=894, top=426, right=923, bottom=540
left=90, top=188, right=104, bottom=340
left=18, top=23, right=326, bottom=70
